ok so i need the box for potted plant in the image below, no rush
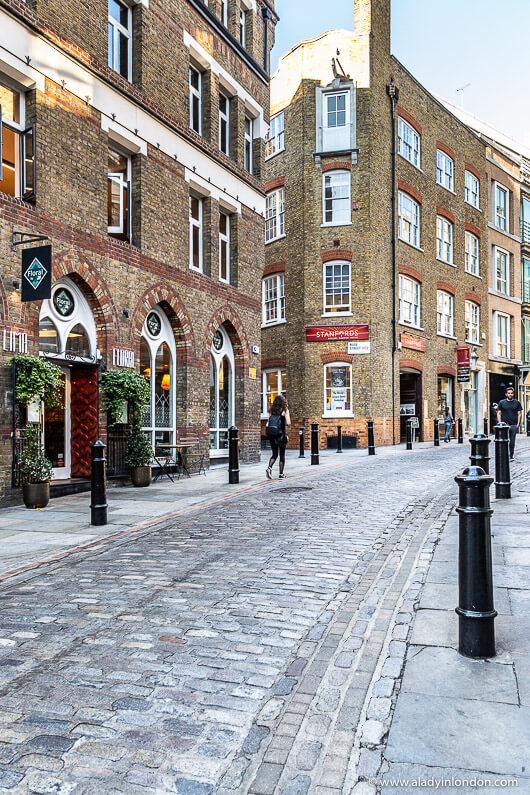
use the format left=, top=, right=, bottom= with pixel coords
left=126, top=426, right=153, bottom=487
left=19, top=424, right=53, bottom=508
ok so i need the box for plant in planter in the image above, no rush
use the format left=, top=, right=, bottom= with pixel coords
left=18, top=424, right=53, bottom=508
left=126, top=427, right=153, bottom=487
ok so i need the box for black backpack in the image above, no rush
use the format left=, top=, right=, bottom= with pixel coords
left=266, top=414, right=283, bottom=438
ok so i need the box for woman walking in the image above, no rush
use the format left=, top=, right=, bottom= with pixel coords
left=443, top=406, right=454, bottom=443
left=265, top=395, right=291, bottom=479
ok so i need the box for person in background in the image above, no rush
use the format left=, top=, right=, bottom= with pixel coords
left=443, top=406, right=454, bottom=443
left=265, top=395, right=291, bottom=480
left=497, top=387, right=523, bottom=460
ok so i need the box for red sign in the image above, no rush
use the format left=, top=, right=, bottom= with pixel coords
left=400, top=332, right=425, bottom=352
left=456, top=346, right=470, bottom=383
left=305, top=324, right=369, bottom=342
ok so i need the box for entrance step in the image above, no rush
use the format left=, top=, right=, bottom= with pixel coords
left=50, top=479, right=91, bottom=498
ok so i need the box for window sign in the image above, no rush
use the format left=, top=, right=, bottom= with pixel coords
left=213, top=330, right=224, bottom=351
left=53, top=288, right=75, bottom=317
left=146, top=312, right=162, bottom=337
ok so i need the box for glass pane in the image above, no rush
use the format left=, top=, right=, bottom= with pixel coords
left=108, top=0, right=128, bottom=27
left=118, top=30, right=129, bottom=78
left=154, top=430, right=171, bottom=457
left=0, top=127, right=18, bottom=197
left=44, top=372, right=65, bottom=469
left=23, top=127, right=35, bottom=196
left=266, top=371, right=278, bottom=413
left=108, top=148, right=127, bottom=174
left=154, top=342, right=171, bottom=428
left=0, top=82, right=20, bottom=123
left=65, top=324, right=90, bottom=357
left=210, top=355, right=216, bottom=427
left=218, top=356, right=230, bottom=429
left=108, top=177, right=122, bottom=228
left=108, top=22, right=114, bottom=68
left=39, top=318, right=59, bottom=354
left=140, top=337, right=151, bottom=426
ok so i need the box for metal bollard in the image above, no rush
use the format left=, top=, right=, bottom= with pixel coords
left=299, top=427, right=305, bottom=458
left=494, top=422, right=511, bottom=499
left=311, top=420, right=319, bottom=465
left=434, top=418, right=440, bottom=447
left=458, top=417, right=463, bottom=444
left=469, top=433, right=491, bottom=475
left=406, top=418, right=413, bottom=451
left=337, top=425, right=343, bottom=454
left=90, top=440, right=107, bottom=526
left=484, top=417, right=489, bottom=436
left=228, top=426, right=239, bottom=484
left=455, top=465, right=496, bottom=659
left=368, top=418, right=375, bottom=455
left=526, top=412, right=530, bottom=437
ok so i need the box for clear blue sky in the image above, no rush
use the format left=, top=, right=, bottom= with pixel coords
left=271, top=0, right=530, bottom=148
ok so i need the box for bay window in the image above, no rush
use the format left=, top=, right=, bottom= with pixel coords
left=265, top=188, right=285, bottom=243
left=398, top=191, right=420, bottom=248
left=465, top=232, right=479, bottom=276
left=108, top=0, right=132, bottom=81
left=398, top=117, right=420, bottom=168
left=262, top=273, right=285, bottom=325
left=436, top=149, right=454, bottom=191
left=262, top=369, right=287, bottom=416
left=465, top=301, right=480, bottom=343
left=437, top=290, right=454, bottom=337
left=323, top=261, right=351, bottom=314
left=324, top=363, right=352, bottom=416
left=0, top=79, right=35, bottom=201
left=436, top=216, right=453, bottom=263
left=322, top=170, right=350, bottom=225
left=398, top=275, right=421, bottom=327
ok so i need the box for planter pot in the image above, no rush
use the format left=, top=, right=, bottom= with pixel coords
left=22, top=482, right=50, bottom=509
left=130, top=465, right=151, bottom=487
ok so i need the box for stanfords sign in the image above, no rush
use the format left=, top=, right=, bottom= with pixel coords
left=305, top=324, right=369, bottom=342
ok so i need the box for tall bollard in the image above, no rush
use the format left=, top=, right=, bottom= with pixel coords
left=90, top=440, right=107, bottom=526
left=406, top=418, right=413, bottom=451
left=299, top=427, right=305, bottom=457
left=458, top=417, right=464, bottom=444
left=367, top=418, right=376, bottom=456
left=494, top=422, right=511, bottom=499
left=228, top=426, right=239, bottom=484
left=484, top=417, right=489, bottom=436
left=337, top=425, right=343, bottom=454
left=433, top=418, right=440, bottom=447
left=455, top=465, right=496, bottom=658
left=469, top=433, right=491, bottom=475
left=311, top=420, right=319, bottom=465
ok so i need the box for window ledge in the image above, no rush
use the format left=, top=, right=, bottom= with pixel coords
left=465, top=200, right=481, bottom=212
left=488, top=289, right=521, bottom=305
left=436, top=182, right=456, bottom=195
left=265, top=234, right=286, bottom=245
left=265, top=148, right=285, bottom=161
left=490, top=355, right=522, bottom=365
left=321, top=312, right=353, bottom=318
left=261, top=319, right=287, bottom=329
left=437, top=333, right=457, bottom=340
left=488, top=222, right=520, bottom=242
left=398, top=153, right=423, bottom=173
left=436, top=257, right=456, bottom=267
left=322, top=413, right=355, bottom=419
left=189, top=264, right=204, bottom=274
left=465, top=340, right=483, bottom=346
left=320, top=222, right=352, bottom=228
left=398, top=237, right=424, bottom=253
left=464, top=270, right=482, bottom=279
left=398, top=323, right=424, bottom=332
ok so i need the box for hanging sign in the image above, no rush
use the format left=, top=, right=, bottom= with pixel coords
left=400, top=332, right=425, bottom=352
left=21, top=245, right=52, bottom=302
left=305, top=324, right=369, bottom=342
left=456, top=346, right=471, bottom=383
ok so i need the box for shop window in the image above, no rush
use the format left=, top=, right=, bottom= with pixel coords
left=189, top=194, right=203, bottom=271
left=65, top=324, right=91, bottom=357
left=0, top=78, right=35, bottom=201
left=262, top=273, right=285, bottom=325
left=465, top=301, right=480, bottom=343
left=108, top=0, right=132, bottom=81
left=39, top=318, right=59, bottom=354
left=107, top=147, right=131, bottom=240
left=437, top=290, right=454, bottom=337
left=398, top=191, right=420, bottom=248
left=210, top=327, right=234, bottom=455
left=189, top=66, right=202, bottom=135
left=219, top=211, right=230, bottom=283
left=436, top=149, right=454, bottom=191
left=465, top=171, right=479, bottom=208
left=322, top=170, right=350, bottom=226
left=398, top=117, right=420, bottom=169
left=437, top=375, right=453, bottom=415
left=465, top=232, right=479, bottom=276
left=436, top=216, right=453, bottom=264
left=324, top=362, right=352, bottom=416
left=265, top=188, right=285, bottom=243
left=323, top=261, right=350, bottom=314
left=141, top=308, right=176, bottom=455
left=265, top=112, right=284, bottom=159
left=261, top=368, right=286, bottom=417
left=398, top=275, right=421, bottom=327
left=219, top=93, right=230, bottom=156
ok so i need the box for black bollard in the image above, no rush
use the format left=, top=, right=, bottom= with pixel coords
left=469, top=433, right=491, bottom=475
left=90, top=440, right=107, bottom=526
left=458, top=417, right=464, bottom=444
left=311, top=420, right=319, bottom=465
left=368, top=418, right=375, bottom=455
left=299, top=427, right=305, bottom=458
left=406, top=418, right=413, bottom=450
left=337, top=425, right=343, bottom=454
left=484, top=417, right=489, bottom=436
left=455, top=465, right=496, bottom=659
left=526, top=412, right=530, bottom=437
left=494, top=422, right=511, bottom=499
left=434, top=418, right=440, bottom=447
left=228, top=426, right=239, bottom=484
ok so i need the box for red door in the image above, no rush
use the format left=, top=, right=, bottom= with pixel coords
left=70, top=367, right=98, bottom=477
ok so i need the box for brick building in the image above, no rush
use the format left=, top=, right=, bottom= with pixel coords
left=261, top=0, right=489, bottom=449
left=0, top=0, right=277, bottom=504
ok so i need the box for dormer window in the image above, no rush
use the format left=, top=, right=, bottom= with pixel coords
left=316, top=80, right=356, bottom=155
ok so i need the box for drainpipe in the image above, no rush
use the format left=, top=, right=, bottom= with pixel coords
left=262, top=6, right=272, bottom=73
left=386, top=78, right=399, bottom=445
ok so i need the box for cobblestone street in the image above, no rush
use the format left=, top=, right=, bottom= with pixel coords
left=0, top=442, right=527, bottom=793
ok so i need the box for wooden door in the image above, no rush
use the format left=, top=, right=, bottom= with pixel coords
left=70, top=367, right=98, bottom=477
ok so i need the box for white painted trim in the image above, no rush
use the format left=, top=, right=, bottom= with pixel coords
left=102, top=117, right=147, bottom=155
left=0, top=49, right=45, bottom=91
left=185, top=168, right=242, bottom=214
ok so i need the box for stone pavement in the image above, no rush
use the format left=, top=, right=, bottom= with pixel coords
left=0, top=437, right=527, bottom=793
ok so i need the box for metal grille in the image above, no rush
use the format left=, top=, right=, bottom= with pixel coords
left=107, top=427, right=130, bottom=477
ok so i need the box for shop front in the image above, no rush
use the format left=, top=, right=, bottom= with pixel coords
left=209, top=326, right=234, bottom=458
left=399, top=367, right=422, bottom=442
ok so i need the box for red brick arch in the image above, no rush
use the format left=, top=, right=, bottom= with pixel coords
left=399, top=358, right=423, bottom=372
left=0, top=281, right=7, bottom=324
left=129, top=284, right=196, bottom=364
left=202, top=305, right=251, bottom=368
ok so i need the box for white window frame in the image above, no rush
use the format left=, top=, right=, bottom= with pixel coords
left=219, top=92, right=230, bottom=156
left=398, top=191, right=421, bottom=248
left=465, top=301, right=480, bottom=343
left=262, top=273, right=285, bottom=326
left=323, top=361, right=353, bottom=418
left=323, top=261, right=351, bottom=316
left=397, top=117, right=420, bottom=169
left=398, top=275, right=421, bottom=328
left=465, top=170, right=480, bottom=208
left=0, top=79, right=28, bottom=200
left=261, top=368, right=286, bottom=418
left=494, top=245, right=509, bottom=294
left=494, top=311, right=510, bottom=358
left=265, top=188, right=285, bottom=243
left=322, top=90, right=350, bottom=152
left=244, top=116, right=253, bottom=173
left=322, top=170, right=351, bottom=226
left=239, top=8, right=246, bottom=46
left=220, top=0, right=227, bottom=25
left=219, top=210, right=230, bottom=283
left=189, top=66, right=202, bottom=135
left=493, top=181, right=509, bottom=231
left=465, top=231, right=480, bottom=276
left=436, top=216, right=454, bottom=264
left=189, top=194, right=203, bottom=272
left=265, top=112, right=285, bottom=159
left=108, top=0, right=132, bottom=82
left=107, top=149, right=131, bottom=237
left=140, top=306, right=177, bottom=455
left=436, top=149, right=454, bottom=192
left=325, top=91, right=348, bottom=130
left=437, top=290, right=454, bottom=337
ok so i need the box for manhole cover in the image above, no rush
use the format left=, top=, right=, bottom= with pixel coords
left=274, top=486, right=314, bottom=493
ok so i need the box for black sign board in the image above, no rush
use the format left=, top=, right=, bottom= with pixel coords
left=21, top=245, right=52, bottom=302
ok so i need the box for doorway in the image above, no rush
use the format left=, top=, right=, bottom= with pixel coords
left=400, top=370, right=422, bottom=442
left=43, top=368, right=70, bottom=479
left=209, top=327, right=234, bottom=458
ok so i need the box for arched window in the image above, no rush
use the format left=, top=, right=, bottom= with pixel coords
left=210, top=326, right=234, bottom=455
left=38, top=278, right=97, bottom=361
left=141, top=307, right=176, bottom=454
left=66, top=324, right=91, bottom=357
left=39, top=318, right=59, bottom=354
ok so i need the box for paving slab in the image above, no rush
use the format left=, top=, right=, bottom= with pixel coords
left=419, top=582, right=511, bottom=615
left=380, top=762, right=525, bottom=794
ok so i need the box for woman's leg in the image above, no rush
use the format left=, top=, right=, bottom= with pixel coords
left=268, top=438, right=279, bottom=469
left=278, top=443, right=286, bottom=475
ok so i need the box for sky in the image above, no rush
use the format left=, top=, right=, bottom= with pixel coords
left=271, top=0, right=530, bottom=148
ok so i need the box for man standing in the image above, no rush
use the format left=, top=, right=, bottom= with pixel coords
left=497, top=387, right=523, bottom=460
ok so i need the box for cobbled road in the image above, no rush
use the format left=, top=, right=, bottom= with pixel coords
left=0, top=444, right=482, bottom=794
